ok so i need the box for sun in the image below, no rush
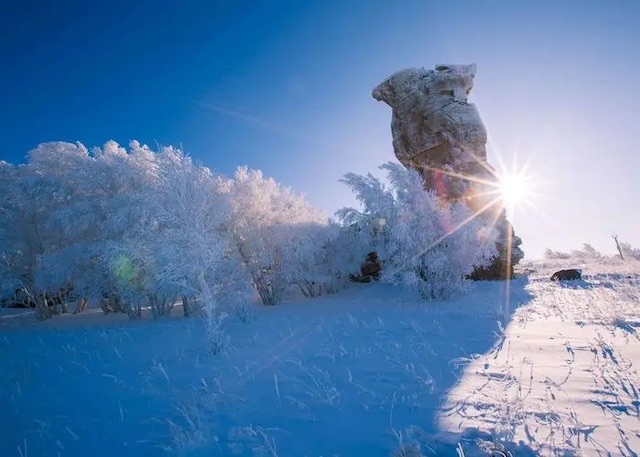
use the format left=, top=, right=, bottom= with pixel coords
left=498, top=172, right=529, bottom=207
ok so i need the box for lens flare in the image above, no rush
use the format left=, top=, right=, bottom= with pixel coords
left=113, top=254, right=136, bottom=283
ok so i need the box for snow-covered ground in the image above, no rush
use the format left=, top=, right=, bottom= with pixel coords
left=1, top=258, right=639, bottom=456
left=441, top=258, right=640, bottom=456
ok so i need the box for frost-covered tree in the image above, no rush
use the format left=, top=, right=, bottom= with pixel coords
left=619, top=241, right=640, bottom=260
left=28, top=141, right=157, bottom=317
left=22, top=141, right=252, bottom=331
left=312, top=220, right=375, bottom=293
left=25, top=142, right=100, bottom=315
left=543, top=249, right=570, bottom=260
left=570, top=243, right=603, bottom=259
left=130, top=148, right=248, bottom=346
left=221, top=167, right=328, bottom=305
left=273, top=220, right=357, bottom=297
left=337, top=162, right=497, bottom=299
left=0, top=149, right=82, bottom=318
left=0, top=161, right=25, bottom=303
left=544, top=243, right=604, bottom=261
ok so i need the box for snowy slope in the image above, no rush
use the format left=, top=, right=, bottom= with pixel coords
left=1, top=259, right=639, bottom=456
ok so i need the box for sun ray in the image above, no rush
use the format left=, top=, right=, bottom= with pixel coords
left=413, top=164, right=500, bottom=188
left=466, top=189, right=503, bottom=199
left=503, top=220, right=513, bottom=316
left=486, top=201, right=506, bottom=231
left=389, top=196, right=503, bottom=277
left=486, top=132, right=510, bottom=176
left=461, top=145, right=503, bottom=180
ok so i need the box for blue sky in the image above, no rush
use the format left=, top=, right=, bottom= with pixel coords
left=2, top=0, right=639, bottom=258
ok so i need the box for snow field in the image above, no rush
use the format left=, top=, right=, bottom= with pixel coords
left=2, top=259, right=639, bottom=456
left=1, top=281, right=518, bottom=456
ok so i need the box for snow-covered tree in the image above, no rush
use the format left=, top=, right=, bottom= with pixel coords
left=0, top=161, right=25, bottom=303
left=544, top=243, right=604, bottom=261
left=570, top=243, right=603, bottom=260
left=27, top=141, right=156, bottom=317
left=25, top=142, right=98, bottom=314
left=338, top=162, right=497, bottom=299
left=272, top=221, right=352, bottom=297
left=221, top=167, right=328, bottom=305
left=23, top=141, right=252, bottom=332
left=130, top=148, right=248, bottom=346
left=543, top=248, right=570, bottom=260
left=309, top=220, right=374, bottom=293
left=0, top=148, right=83, bottom=318
left=619, top=241, right=640, bottom=260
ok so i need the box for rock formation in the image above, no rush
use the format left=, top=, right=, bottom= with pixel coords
left=372, top=64, right=523, bottom=279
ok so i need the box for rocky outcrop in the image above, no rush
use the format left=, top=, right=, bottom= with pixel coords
left=373, top=64, right=523, bottom=279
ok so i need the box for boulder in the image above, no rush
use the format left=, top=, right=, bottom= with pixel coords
left=550, top=269, right=582, bottom=281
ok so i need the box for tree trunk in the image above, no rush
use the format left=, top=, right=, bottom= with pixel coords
left=36, top=294, right=52, bottom=320
left=110, top=294, right=125, bottom=313
left=613, top=234, right=625, bottom=260
left=74, top=297, right=88, bottom=314
left=182, top=295, right=192, bottom=317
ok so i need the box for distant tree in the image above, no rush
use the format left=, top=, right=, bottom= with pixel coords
left=619, top=241, right=640, bottom=260
left=556, top=243, right=602, bottom=260
left=543, top=248, right=559, bottom=260
left=578, top=243, right=602, bottom=259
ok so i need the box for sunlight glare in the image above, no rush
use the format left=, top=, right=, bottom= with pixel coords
left=499, top=172, right=529, bottom=207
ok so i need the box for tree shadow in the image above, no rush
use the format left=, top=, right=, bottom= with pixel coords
left=189, top=277, right=540, bottom=456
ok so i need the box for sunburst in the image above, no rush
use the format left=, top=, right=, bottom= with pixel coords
left=389, top=149, right=542, bottom=282
left=498, top=172, right=530, bottom=208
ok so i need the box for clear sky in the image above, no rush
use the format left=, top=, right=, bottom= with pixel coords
left=2, top=0, right=639, bottom=258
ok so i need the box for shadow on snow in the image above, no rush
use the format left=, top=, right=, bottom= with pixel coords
left=0, top=277, right=536, bottom=456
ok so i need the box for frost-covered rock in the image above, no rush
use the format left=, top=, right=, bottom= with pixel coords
left=372, top=64, right=485, bottom=179
left=373, top=64, right=523, bottom=278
